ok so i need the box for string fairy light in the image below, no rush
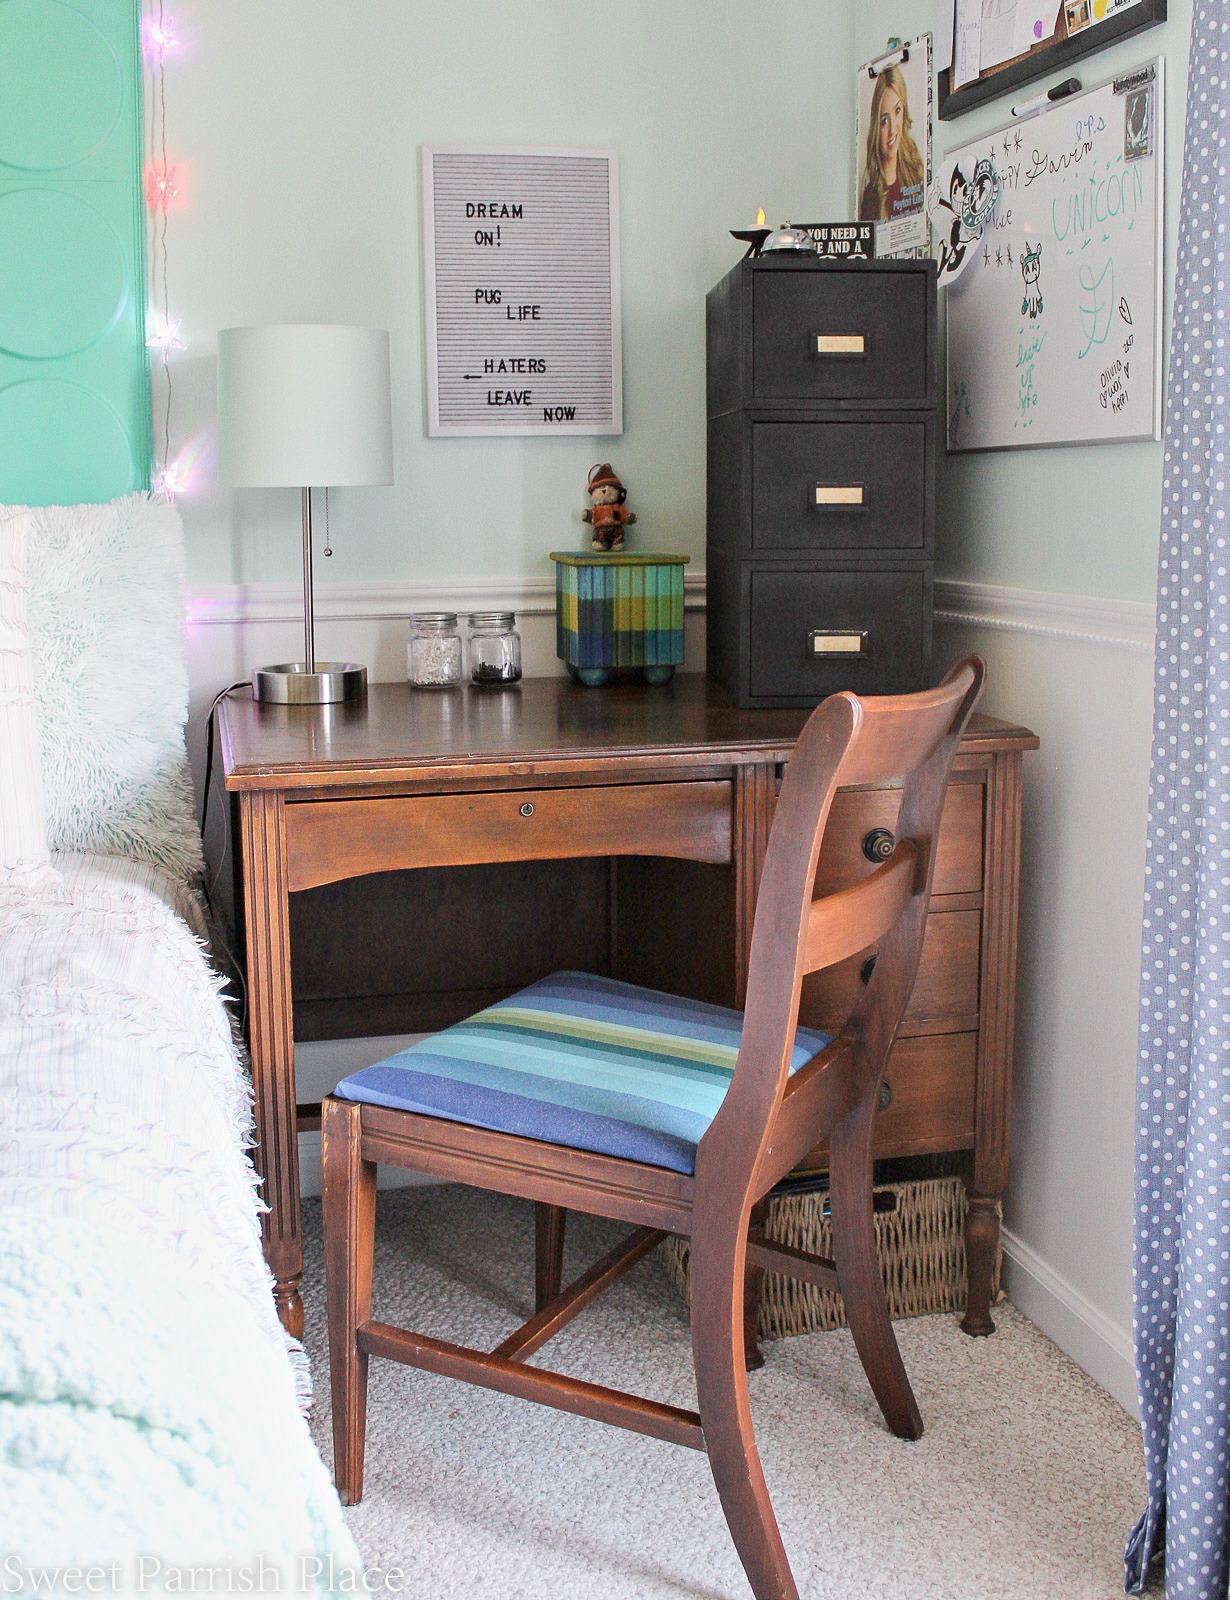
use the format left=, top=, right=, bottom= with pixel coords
left=143, top=2, right=185, bottom=499
left=145, top=310, right=184, bottom=354
left=144, top=163, right=181, bottom=210
left=141, top=11, right=177, bottom=64
left=153, top=458, right=185, bottom=499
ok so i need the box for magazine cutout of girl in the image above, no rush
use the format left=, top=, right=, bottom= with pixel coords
left=859, top=64, right=926, bottom=224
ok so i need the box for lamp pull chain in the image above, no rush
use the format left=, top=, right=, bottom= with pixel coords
left=323, top=488, right=332, bottom=558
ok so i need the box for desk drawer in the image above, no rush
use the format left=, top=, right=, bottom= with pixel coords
left=799, top=909, right=980, bottom=1033
left=804, top=1031, right=978, bottom=1164
left=751, top=421, right=928, bottom=553
left=875, top=1032, right=978, bottom=1157
left=285, top=780, right=733, bottom=891
left=812, top=782, right=984, bottom=899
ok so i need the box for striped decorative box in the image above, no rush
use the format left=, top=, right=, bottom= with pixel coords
left=549, top=551, right=689, bottom=686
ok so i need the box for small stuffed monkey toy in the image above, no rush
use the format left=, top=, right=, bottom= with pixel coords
left=581, top=462, right=637, bottom=551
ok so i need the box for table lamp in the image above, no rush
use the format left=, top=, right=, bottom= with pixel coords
left=217, top=323, right=393, bottom=703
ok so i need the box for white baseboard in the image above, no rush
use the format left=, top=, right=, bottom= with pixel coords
left=1001, top=1226, right=1139, bottom=1417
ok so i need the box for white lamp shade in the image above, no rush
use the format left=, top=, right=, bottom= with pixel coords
left=216, top=324, right=394, bottom=487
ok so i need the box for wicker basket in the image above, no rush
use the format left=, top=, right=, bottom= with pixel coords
left=659, top=1175, right=1000, bottom=1339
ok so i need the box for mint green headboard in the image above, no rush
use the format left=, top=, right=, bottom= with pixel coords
left=0, top=0, right=151, bottom=505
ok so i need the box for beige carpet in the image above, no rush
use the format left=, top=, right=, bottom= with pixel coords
left=300, top=1186, right=1149, bottom=1600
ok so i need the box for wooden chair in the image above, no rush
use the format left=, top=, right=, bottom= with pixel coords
left=321, top=657, right=985, bottom=1600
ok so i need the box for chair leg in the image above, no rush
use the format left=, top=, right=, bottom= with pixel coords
left=691, top=1222, right=799, bottom=1600
left=322, top=1097, right=378, bottom=1504
left=534, top=1202, right=567, bottom=1312
left=828, top=1093, right=923, bottom=1441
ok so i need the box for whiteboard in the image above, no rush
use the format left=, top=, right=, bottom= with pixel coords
left=944, top=58, right=1164, bottom=452
left=421, top=146, right=622, bottom=437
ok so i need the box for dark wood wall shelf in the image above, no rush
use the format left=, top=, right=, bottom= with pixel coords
left=938, top=0, right=1166, bottom=120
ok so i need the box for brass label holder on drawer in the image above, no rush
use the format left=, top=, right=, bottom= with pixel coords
left=809, top=629, right=867, bottom=657
left=810, top=332, right=869, bottom=359
left=813, top=482, right=865, bottom=507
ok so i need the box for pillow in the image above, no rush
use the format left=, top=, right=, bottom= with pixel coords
left=0, top=508, right=60, bottom=888
left=12, top=494, right=205, bottom=883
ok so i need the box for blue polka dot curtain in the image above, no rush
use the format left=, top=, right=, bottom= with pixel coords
left=1128, top=7, right=1230, bottom=1593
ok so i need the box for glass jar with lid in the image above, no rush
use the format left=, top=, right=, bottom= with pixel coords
left=466, top=611, right=522, bottom=685
left=407, top=612, right=462, bottom=688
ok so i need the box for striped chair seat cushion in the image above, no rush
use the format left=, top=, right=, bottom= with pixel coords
left=332, top=971, right=833, bottom=1176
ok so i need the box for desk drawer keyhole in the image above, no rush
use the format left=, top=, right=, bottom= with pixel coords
left=519, top=801, right=535, bottom=818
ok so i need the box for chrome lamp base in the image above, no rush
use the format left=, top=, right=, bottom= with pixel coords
left=252, top=661, right=368, bottom=705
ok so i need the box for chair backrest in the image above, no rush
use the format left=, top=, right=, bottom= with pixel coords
left=696, top=656, right=986, bottom=1199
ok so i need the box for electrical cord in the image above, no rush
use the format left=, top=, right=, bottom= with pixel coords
left=200, top=680, right=248, bottom=861
left=198, top=680, right=250, bottom=1029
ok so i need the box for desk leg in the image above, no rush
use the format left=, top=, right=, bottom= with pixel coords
left=962, top=1193, right=1002, bottom=1337
left=240, top=789, right=304, bottom=1338
left=964, top=749, right=1024, bottom=1338
left=735, top=764, right=775, bottom=1369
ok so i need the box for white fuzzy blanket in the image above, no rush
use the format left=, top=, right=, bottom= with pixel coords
left=22, top=496, right=206, bottom=885
left=0, top=858, right=361, bottom=1588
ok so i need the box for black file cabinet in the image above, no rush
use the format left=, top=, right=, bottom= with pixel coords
left=705, top=257, right=937, bottom=708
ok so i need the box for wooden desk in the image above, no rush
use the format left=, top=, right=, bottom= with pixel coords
left=219, top=675, right=1036, bottom=1338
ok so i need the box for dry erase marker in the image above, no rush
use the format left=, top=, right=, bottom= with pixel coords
left=1011, top=77, right=1081, bottom=118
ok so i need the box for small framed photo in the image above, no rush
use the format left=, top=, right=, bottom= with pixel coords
left=1124, top=83, right=1154, bottom=158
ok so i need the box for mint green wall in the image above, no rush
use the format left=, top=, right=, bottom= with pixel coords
left=854, top=4, right=1193, bottom=603
left=0, top=0, right=151, bottom=505
left=7, top=3, right=1192, bottom=591
left=171, top=1, right=854, bottom=588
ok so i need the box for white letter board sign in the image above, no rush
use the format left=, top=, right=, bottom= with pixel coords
left=421, top=146, right=622, bottom=437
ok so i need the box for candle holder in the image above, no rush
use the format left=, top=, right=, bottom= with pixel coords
left=729, top=223, right=772, bottom=260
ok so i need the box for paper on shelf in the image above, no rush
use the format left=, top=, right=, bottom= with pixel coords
left=934, top=0, right=955, bottom=70
left=980, top=0, right=1019, bottom=70
left=1012, top=0, right=1059, bottom=54
left=953, top=0, right=983, bottom=87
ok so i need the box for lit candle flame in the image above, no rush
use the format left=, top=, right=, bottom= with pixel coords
left=756, top=207, right=766, bottom=227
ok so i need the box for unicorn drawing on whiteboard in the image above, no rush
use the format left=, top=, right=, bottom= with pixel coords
left=1021, top=244, right=1044, bottom=320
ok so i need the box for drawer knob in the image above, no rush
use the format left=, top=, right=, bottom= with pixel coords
left=860, top=954, right=878, bottom=986
left=519, top=801, right=535, bottom=818
left=862, top=827, right=895, bottom=863
left=878, top=1080, right=894, bottom=1112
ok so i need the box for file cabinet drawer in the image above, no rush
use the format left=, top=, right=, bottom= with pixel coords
left=751, top=266, right=932, bottom=404
left=751, top=419, right=929, bottom=552
left=747, top=565, right=930, bottom=703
